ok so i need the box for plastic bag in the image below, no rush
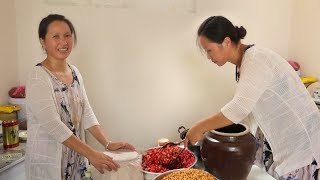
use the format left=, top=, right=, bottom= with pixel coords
left=8, top=86, right=25, bottom=98
left=0, top=105, right=21, bottom=113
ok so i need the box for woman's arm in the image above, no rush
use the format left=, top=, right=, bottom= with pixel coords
left=88, top=125, right=135, bottom=151
left=63, top=134, right=120, bottom=173
left=184, top=112, right=233, bottom=146
left=87, top=125, right=109, bottom=148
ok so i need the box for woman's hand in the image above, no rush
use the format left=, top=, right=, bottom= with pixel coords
left=88, top=150, right=120, bottom=173
left=183, top=112, right=233, bottom=147
left=107, top=142, right=136, bottom=151
left=184, top=123, right=206, bottom=147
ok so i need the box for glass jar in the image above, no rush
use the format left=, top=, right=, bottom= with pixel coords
left=2, top=119, right=19, bottom=149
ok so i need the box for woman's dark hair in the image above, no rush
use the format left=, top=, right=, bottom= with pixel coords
left=38, top=14, right=77, bottom=45
left=197, top=16, right=246, bottom=44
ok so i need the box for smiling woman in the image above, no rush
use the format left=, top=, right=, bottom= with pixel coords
left=40, top=21, right=74, bottom=58
left=25, top=14, right=136, bottom=180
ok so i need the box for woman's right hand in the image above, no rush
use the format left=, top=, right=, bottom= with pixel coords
left=88, top=150, right=120, bottom=173
left=184, top=123, right=205, bottom=147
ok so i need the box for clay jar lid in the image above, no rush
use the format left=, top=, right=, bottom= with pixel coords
left=210, top=123, right=249, bottom=137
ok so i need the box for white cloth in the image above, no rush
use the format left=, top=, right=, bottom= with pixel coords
left=103, top=150, right=139, bottom=162
left=221, top=45, right=320, bottom=176
left=25, top=65, right=99, bottom=180
left=92, top=150, right=143, bottom=180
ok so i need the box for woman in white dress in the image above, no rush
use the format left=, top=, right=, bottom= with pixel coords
left=25, top=14, right=135, bottom=180
left=184, top=16, right=320, bottom=180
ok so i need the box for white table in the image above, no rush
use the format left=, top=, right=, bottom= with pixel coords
left=248, top=165, right=275, bottom=180
left=91, top=164, right=275, bottom=180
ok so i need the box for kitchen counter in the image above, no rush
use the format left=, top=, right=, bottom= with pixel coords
left=0, top=141, right=26, bottom=173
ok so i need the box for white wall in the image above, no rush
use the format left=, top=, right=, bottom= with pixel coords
left=289, top=0, right=320, bottom=78
left=14, top=0, right=293, bottom=150
left=0, top=0, right=19, bottom=104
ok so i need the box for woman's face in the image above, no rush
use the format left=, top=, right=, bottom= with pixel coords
left=198, top=35, right=229, bottom=66
left=40, top=20, right=73, bottom=61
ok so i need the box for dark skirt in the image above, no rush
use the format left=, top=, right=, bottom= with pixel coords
left=254, top=127, right=319, bottom=180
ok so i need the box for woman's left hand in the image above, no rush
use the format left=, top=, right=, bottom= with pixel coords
left=107, top=142, right=136, bottom=151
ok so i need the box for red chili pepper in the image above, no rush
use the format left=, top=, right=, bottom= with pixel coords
left=142, top=145, right=195, bottom=173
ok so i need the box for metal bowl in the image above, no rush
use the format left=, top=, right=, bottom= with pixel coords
left=142, top=147, right=197, bottom=180
left=153, top=168, right=215, bottom=180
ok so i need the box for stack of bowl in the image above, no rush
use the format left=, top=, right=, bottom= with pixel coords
left=141, top=146, right=197, bottom=180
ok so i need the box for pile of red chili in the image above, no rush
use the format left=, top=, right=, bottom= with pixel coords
left=142, top=145, right=196, bottom=173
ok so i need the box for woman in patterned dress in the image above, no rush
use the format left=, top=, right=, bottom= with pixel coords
left=184, top=16, right=320, bottom=180
left=25, top=14, right=135, bottom=180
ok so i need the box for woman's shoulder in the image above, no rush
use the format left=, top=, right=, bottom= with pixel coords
left=68, top=64, right=81, bottom=75
left=69, top=64, right=78, bottom=71
left=250, top=45, right=283, bottom=59
left=28, top=64, right=47, bottom=78
left=68, top=64, right=84, bottom=82
left=26, top=64, right=53, bottom=88
left=244, top=45, right=286, bottom=66
left=246, top=45, right=273, bottom=56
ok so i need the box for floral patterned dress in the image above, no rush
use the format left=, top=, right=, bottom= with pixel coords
left=40, top=64, right=87, bottom=180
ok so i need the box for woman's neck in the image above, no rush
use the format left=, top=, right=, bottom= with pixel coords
left=42, top=57, right=68, bottom=73
left=233, top=43, right=247, bottom=67
left=42, top=57, right=73, bottom=84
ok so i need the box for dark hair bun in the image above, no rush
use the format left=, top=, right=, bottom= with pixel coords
left=197, top=16, right=246, bottom=43
left=235, top=26, right=247, bottom=39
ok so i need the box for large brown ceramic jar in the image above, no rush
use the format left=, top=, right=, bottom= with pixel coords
left=201, top=123, right=257, bottom=180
